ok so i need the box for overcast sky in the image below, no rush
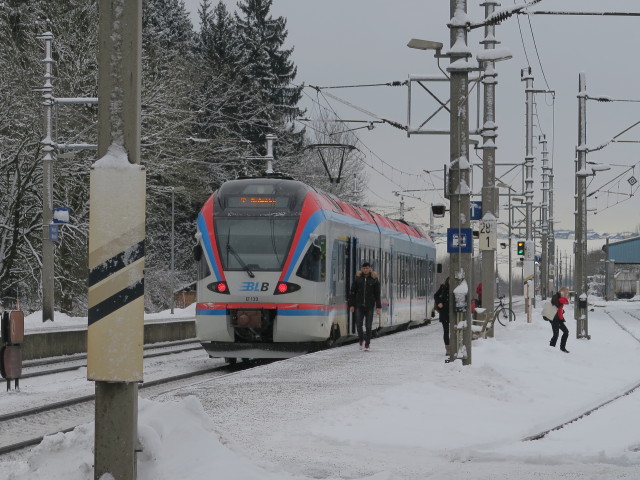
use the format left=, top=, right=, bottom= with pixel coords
left=183, top=0, right=640, bottom=235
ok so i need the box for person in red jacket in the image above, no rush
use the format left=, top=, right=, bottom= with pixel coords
left=550, top=286, right=570, bottom=353
left=476, top=282, right=483, bottom=308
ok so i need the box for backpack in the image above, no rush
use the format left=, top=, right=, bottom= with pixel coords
left=542, top=300, right=557, bottom=321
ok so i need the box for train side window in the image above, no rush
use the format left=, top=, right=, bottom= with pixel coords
left=196, top=245, right=211, bottom=281
left=296, top=235, right=326, bottom=282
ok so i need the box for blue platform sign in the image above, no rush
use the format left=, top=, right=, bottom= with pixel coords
left=52, top=206, right=70, bottom=224
left=470, top=201, right=482, bottom=221
left=49, top=223, right=59, bottom=242
left=447, top=228, right=473, bottom=253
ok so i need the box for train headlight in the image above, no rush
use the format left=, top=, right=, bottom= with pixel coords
left=207, top=281, right=230, bottom=294
left=274, top=282, right=301, bottom=295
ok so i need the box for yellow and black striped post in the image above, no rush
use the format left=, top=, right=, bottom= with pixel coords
left=87, top=158, right=145, bottom=382
left=91, top=1, right=143, bottom=478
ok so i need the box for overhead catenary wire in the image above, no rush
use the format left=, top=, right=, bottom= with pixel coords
left=306, top=81, right=407, bottom=89
left=307, top=85, right=407, bottom=132
left=299, top=86, right=427, bottom=181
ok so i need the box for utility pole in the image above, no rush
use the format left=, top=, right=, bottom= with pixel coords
left=540, top=134, right=550, bottom=299
left=479, top=0, right=500, bottom=339
left=448, top=0, right=473, bottom=365
left=170, top=187, right=175, bottom=314
left=89, top=1, right=144, bottom=479
left=548, top=155, right=556, bottom=293
left=38, top=32, right=55, bottom=323
left=575, top=72, right=590, bottom=338
left=521, top=67, right=535, bottom=322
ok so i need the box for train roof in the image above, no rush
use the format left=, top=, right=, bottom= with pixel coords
left=214, top=176, right=433, bottom=242
left=231, top=176, right=431, bottom=241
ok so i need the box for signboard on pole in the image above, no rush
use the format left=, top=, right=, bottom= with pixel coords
left=48, top=224, right=59, bottom=242
left=447, top=228, right=473, bottom=253
left=470, top=201, right=482, bottom=220
left=52, top=207, right=70, bottom=224
left=478, top=219, right=497, bottom=251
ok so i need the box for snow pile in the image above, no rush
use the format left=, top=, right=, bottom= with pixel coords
left=2, top=300, right=640, bottom=479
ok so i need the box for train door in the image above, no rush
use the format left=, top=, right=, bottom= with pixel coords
left=388, top=246, right=394, bottom=324
left=345, top=237, right=359, bottom=334
left=408, top=255, right=414, bottom=321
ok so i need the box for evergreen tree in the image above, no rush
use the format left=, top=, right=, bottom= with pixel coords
left=142, top=0, right=202, bottom=310
left=234, top=0, right=304, bottom=152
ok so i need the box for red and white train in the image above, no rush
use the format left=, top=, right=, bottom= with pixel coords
left=194, top=175, right=437, bottom=362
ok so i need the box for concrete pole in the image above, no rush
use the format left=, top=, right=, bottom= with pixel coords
left=170, top=187, right=175, bottom=314
left=448, top=0, right=472, bottom=365
left=508, top=190, right=513, bottom=312
left=521, top=67, right=535, bottom=322
left=480, top=0, right=499, bottom=338
left=38, top=32, right=55, bottom=323
left=548, top=166, right=556, bottom=293
left=575, top=72, right=589, bottom=338
left=604, top=237, right=615, bottom=300
left=93, top=1, right=142, bottom=479
left=540, top=134, right=549, bottom=299
left=429, top=203, right=435, bottom=238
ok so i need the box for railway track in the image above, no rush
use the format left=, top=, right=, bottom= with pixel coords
left=21, top=340, right=203, bottom=379
left=0, top=362, right=249, bottom=456
left=523, top=307, right=640, bottom=442
left=1, top=323, right=433, bottom=457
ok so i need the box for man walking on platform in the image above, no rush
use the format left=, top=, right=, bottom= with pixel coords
left=349, top=262, right=381, bottom=352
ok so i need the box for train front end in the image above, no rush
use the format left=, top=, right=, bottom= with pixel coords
left=194, top=178, right=329, bottom=360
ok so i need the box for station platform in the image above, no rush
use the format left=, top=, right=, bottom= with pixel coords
left=21, top=308, right=196, bottom=360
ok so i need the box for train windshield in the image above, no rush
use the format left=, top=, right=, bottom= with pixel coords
left=215, top=217, right=297, bottom=271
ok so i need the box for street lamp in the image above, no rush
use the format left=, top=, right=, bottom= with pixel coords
left=407, top=38, right=444, bottom=53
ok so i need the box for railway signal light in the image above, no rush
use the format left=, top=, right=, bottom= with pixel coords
left=517, top=241, right=525, bottom=256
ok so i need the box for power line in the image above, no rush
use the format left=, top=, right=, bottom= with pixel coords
left=306, top=81, right=406, bottom=89
left=526, top=15, right=551, bottom=91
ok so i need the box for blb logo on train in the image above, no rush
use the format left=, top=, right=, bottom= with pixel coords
left=239, top=282, right=270, bottom=292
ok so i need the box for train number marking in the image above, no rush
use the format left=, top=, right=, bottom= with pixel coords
left=245, top=296, right=259, bottom=302
left=239, top=281, right=270, bottom=292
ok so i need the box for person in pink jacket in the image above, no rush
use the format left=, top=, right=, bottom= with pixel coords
left=550, top=286, right=570, bottom=353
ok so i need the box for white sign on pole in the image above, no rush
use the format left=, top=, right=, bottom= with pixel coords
left=479, top=219, right=497, bottom=251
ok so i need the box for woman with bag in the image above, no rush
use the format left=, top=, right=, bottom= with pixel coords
left=548, top=286, right=570, bottom=353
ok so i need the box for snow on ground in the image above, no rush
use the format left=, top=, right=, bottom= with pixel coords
left=2, top=299, right=640, bottom=479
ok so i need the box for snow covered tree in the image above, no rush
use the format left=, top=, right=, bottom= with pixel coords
left=0, top=2, right=56, bottom=310
left=234, top=0, right=304, bottom=150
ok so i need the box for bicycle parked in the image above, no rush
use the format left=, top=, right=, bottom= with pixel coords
left=494, top=295, right=516, bottom=326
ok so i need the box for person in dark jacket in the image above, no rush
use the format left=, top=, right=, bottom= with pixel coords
left=433, top=277, right=451, bottom=362
left=550, top=286, right=570, bottom=353
left=349, top=262, right=381, bottom=352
